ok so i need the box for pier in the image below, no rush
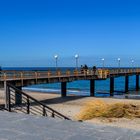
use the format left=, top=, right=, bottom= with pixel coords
left=0, top=68, right=140, bottom=98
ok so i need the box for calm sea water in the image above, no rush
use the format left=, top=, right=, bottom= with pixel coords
left=2, top=67, right=140, bottom=97
left=23, top=76, right=138, bottom=97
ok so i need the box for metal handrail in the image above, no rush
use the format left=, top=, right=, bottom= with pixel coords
left=6, top=83, right=71, bottom=120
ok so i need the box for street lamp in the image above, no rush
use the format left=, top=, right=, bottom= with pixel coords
left=101, top=58, right=105, bottom=68
left=54, top=55, right=58, bottom=70
left=131, top=59, right=134, bottom=68
left=75, top=54, right=79, bottom=70
left=117, top=58, right=121, bottom=69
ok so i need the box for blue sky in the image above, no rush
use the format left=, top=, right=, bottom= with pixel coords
left=0, top=0, right=140, bottom=67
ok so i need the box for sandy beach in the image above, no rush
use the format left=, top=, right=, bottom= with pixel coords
left=0, top=89, right=140, bottom=130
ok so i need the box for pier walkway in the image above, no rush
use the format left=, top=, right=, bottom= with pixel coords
left=0, top=111, right=140, bottom=140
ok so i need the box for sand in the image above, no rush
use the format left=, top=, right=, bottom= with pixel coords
left=0, top=89, right=140, bottom=130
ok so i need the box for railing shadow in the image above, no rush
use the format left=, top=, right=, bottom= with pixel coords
left=40, top=96, right=86, bottom=105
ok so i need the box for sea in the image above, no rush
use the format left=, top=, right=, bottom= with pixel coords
left=2, top=67, right=140, bottom=97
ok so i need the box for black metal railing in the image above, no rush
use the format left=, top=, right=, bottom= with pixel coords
left=5, top=83, right=70, bottom=120
left=0, top=104, right=7, bottom=111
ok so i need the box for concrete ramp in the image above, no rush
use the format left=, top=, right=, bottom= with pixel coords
left=0, top=112, right=140, bottom=140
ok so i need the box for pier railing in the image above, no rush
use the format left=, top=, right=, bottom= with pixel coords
left=109, top=68, right=140, bottom=75
left=0, top=69, right=108, bottom=81
left=5, top=83, right=71, bottom=120
left=0, top=68, right=140, bottom=81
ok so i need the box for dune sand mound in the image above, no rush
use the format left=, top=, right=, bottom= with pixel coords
left=76, top=100, right=140, bottom=120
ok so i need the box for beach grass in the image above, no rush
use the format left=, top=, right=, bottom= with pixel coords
left=76, top=100, right=140, bottom=120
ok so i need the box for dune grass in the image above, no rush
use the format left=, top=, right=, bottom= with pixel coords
left=76, top=100, right=140, bottom=120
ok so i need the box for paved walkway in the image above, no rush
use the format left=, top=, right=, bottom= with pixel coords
left=0, top=112, right=140, bottom=140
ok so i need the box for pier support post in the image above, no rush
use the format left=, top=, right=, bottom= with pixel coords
left=90, top=79, right=95, bottom=96
left=61, top=82, right=67, bottom=97
left=15, top=86, right=22, bottom=105
left=125, top=76, right=129, bottom=93
left=136, top=75, right=139, bottom=91
left=110, top=77, right=114, bottom=96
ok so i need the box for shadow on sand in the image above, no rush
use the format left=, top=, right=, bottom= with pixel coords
left=40, top=96, right=86, bottom=105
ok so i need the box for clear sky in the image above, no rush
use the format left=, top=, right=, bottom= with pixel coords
left=0, top=0, right=140, bottom=67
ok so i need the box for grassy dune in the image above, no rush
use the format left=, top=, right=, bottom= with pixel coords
left=76, top=100, right=140, bottom=120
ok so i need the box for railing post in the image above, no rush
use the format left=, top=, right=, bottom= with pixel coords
left=48, top=71, right=51, bottom=76
left=97, top=70, right=102, bottom=78
left=66, top=70, right=70, bottom=76
left=27, top=97, right=30, bottom=114
left=15, top=86, right=22, bottom=105
left=52, top=112, right=55, bottom=118
left=4, top=81, right=8, bottom=109
left=7, top=86, right=11, bottom=112
left=74, top=70, right=78, bottom=76
left=5, top=82, right=11, bottom=112
left=43, top=106, right=46, bottom=116
left=35, top=72, right=38, bottom=84
left=102, top=70, right=107, bottom=78
left=20, top=72, right=23, bottom=86
left=4, top=82, right=11, bottom=112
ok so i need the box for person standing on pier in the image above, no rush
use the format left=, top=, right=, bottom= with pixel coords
left=92, top=66, right=97, bottom=75
left=84, top=64, right=88, bottom=74
left=80, top=65, right=84, bottom=74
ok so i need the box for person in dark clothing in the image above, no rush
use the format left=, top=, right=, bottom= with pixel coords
left=84, top=64, right=88, bottom=70
left=80, top=65, right=84, bottom=74
left=83, top=64, right=88, bottom=74
left=92, top=66, right=97, bottom=75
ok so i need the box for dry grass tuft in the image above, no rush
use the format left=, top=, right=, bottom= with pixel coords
left=76, top=100, right=140, bottom=120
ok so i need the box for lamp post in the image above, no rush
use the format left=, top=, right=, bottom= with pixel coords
left=75, top=54, right=79, bottom=70
left=117, top=58, right=121, bottom=70
left=101, top=58, right=105, bottom=69
left=131, top=59, right=134, bottom=68
left=131, top=59, right=134, bottom=72
left=54, top=55, right=58, bottom=70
